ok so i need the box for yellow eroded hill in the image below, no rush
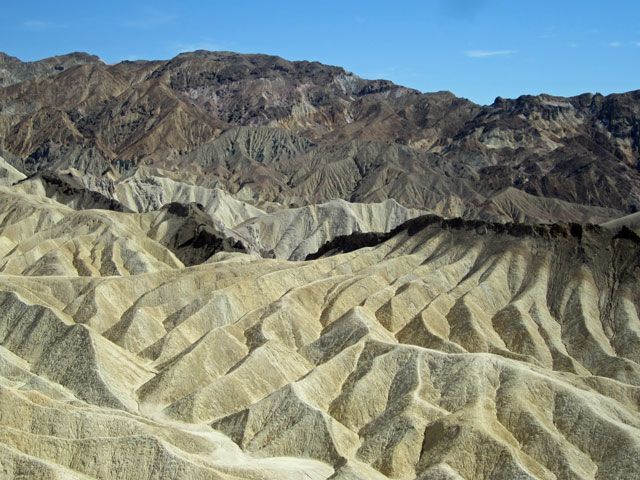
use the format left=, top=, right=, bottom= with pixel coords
left=0, top=187, right=639, bottom=479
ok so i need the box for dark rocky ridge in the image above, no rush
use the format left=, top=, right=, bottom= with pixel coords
left=0, top=52, right=103, bottom=88
left=1, top=50, right=639, bottom=219
left=19, top=171, right=133, bottom=212
left=156, top=202, right=248, bottom=266
left=306, top=214, right=623, bottom=260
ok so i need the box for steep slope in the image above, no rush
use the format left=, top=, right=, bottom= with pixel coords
left=0, top=156, right=26, bottom=186
left=14, top=168, right=428, bottom=261
left=0, top=51, right=103, bottom=87
left=602, top=211, right=640, bottom=233
left=232, top=198, right=425, bottom=260
left=143, top=202, right=248, bottom=266
left=1, top=51, right=639, bottom=218
left=477, top=187, right=620, bottom=224
left=0, top=187, right=183, bottom=276
left=0, top=183, right=639, bottom=479
left=233, top=200, right=424, bottom=260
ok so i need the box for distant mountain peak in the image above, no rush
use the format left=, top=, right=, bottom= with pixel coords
left=1, top=50, right=639, bottom=218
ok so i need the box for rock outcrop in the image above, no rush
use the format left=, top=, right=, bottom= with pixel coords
left=1, top=49, right=640, bottom=479
left=0, top=185, right=639, bottom=479
left=0, top=156, right=26, bottom=186
left=1, top=51, right=639, bottom=218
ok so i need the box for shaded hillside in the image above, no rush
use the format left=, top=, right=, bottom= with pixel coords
left=146, top=202, right=248, bottom=266
left=1, top=50, right=639, bottom=217
left=0, top=51, right=103, bottom=87
left=1, top=183, right=639, bottom=479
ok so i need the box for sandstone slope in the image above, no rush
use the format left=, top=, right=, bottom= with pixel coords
left=0, top=186, right=638, bottom=479
left=15, top=168, right=428, bottom=261
left=0, top=156, right=26, bottom=186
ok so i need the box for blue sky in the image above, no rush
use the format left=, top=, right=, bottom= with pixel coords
left=2, top=0, right=639, bottom=104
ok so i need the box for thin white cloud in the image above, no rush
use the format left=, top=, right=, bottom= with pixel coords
left=568, top=42, right=579, bottom=48
left=354, top=16, right=366, bottom=24
left=608, top=41, right=623, bottom=47
left=22, top=20, right=66, bottom=30
left=465, top=50, right=517, bottom=58
left=634, top=41, right=640, bottom=47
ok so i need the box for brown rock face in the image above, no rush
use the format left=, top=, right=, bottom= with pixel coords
left=0, top=51, right=104, bottom=87
left=1, top=50, right=639, bottom=220
left=1, top=50, right=640, bottom=480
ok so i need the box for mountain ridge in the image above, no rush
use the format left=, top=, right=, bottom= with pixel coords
left=0, top=183, right=639, bottom=478
left=1, top=50, right=639, bottom=220
left=1, top=49, right=640, bottom=479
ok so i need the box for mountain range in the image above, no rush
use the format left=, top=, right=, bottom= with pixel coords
left=1, top=50, right=639, bottom=220
left=0, top=50, right=639, bottom=480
